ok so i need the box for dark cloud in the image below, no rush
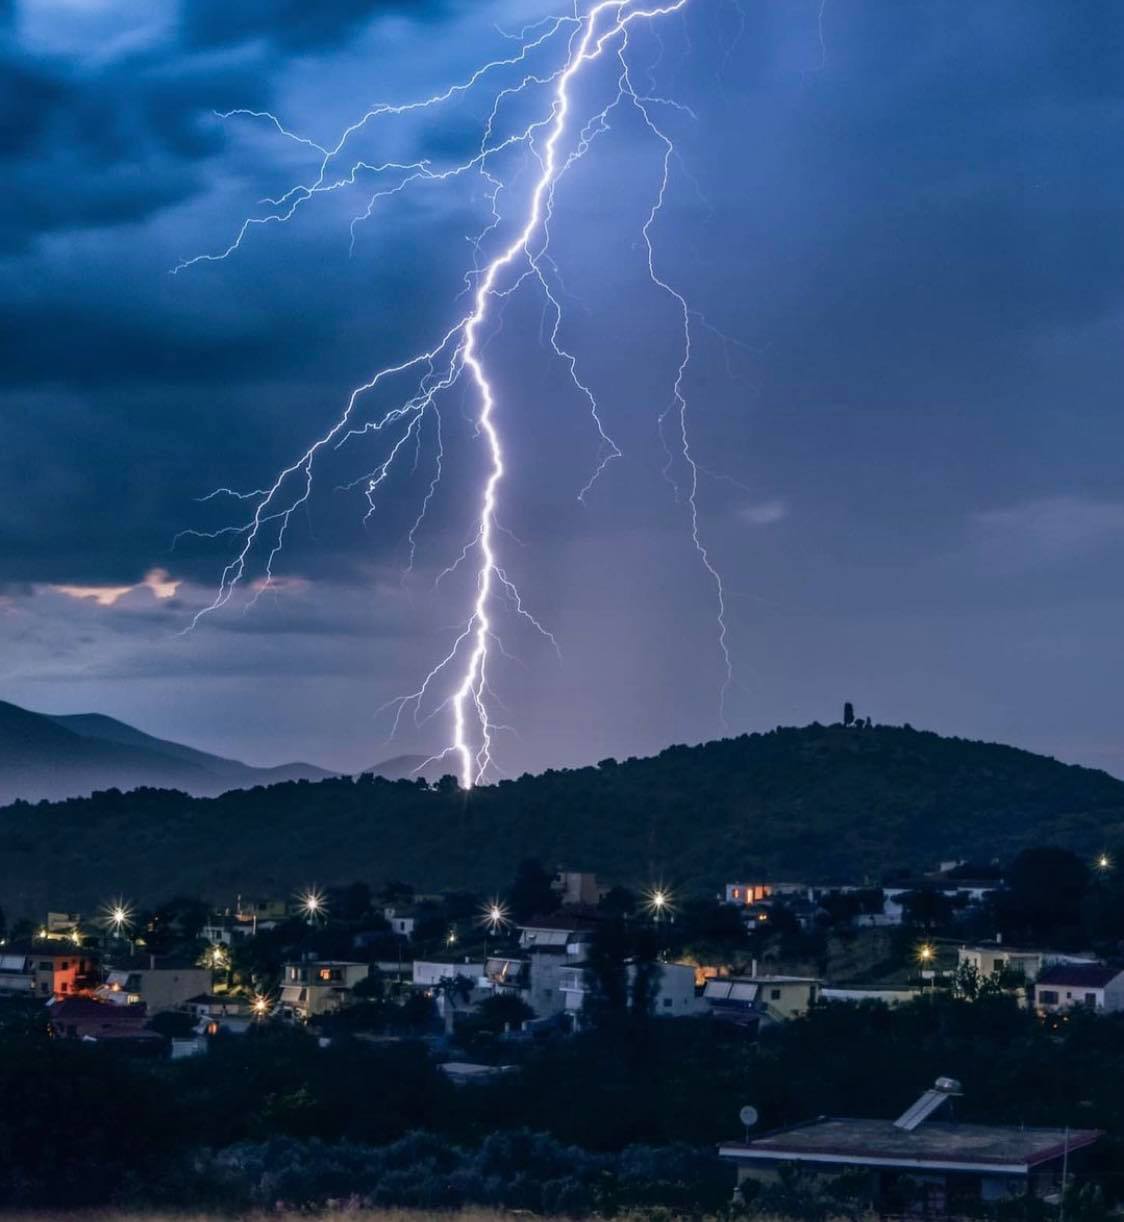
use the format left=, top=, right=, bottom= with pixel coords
left=0, top=45, right=269, bottom=252
left=4, top=1, right=1124, bottom=778
left=180, top=0, right=450, bottom=51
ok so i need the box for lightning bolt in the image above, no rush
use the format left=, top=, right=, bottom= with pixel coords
left=179, top=0, right=733, bottom=786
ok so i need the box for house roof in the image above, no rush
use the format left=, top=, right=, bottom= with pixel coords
left=1036, top=963, right=1121, bottom=989
left=519, top=911, right=600, bottom=932
left=721, top=1119, right=1101, bottom=1173
left=48, top=996, right=148, bottom=1023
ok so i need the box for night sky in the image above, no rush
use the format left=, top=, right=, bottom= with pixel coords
left=3, top=1, right=1123, bottom=779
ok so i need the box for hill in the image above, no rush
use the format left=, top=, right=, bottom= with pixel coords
left=360, top=754, right=450, bottom=782
left=0, top=701, right=333, bottom=806
left=3, top=722, right=1124, bottom=913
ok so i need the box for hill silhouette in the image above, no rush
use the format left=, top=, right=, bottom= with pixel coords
left=0, top=700, right=332, bottom=805
left=2, top=721, right=1122, bottom=912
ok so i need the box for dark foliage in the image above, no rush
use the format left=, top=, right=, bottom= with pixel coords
left=4, top=723, right=1124, bottom=908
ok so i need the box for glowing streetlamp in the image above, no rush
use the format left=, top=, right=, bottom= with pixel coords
left=297, top=888, right=327, bottom=924
left=250, top=992, right=273, bottom=1020
left=100, top=899, right=134, bottom=946
left=1096, top=853, right=1112, bottom=873
left=916, top=943, right=937, bottom=993
left=644, top=887, right=675, bottom=923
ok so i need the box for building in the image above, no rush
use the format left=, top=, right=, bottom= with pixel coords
left=384, top=907, right=417, bottom=938
left=551, top=872, right=608, bottom=907
left=517, top=915, right=595, bottom=955
left=719, top=1078, right=1101, bottom=1216
left=47, top=996, right=167, bottom=1054
left=0, top=950, right=33, bottom=996
left=31, top=945, right=98, bottom=998
left=1033, top=963, right=1124, bottom=1014
left=958, top=944, right=1096, bottom=986
left=42, top=912, right=83, bottom=941
left=559, top=961, right=706, bottom=1027
left=95, top=955, right=211, bottom=1014
left=201, top=917, right=255, bottom=946
left=181, top=993, right=253, bottom=1021
left=725, top=883, right=773, bottom=906
left=281, top=958, right=371, bottom=1020
left=0, top=942, right=98, bottom=999
left=703, top=974, right=820, bottom=1025
left=822, top=985, right=921, bottom=1006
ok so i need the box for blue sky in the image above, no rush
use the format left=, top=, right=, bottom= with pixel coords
left=3, top=1, right=1124, bottom=778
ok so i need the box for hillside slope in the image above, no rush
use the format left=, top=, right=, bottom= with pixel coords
left=3, top=723, right=1123, bottom=911
left=0, top=701, right=332, bottom=805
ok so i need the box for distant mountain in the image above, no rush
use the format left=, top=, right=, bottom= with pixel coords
left=360, top=754, right=448, bottom=782
left=0, top=700, right=333, bottom=805
left=4, top=721, right=1124, bottom=910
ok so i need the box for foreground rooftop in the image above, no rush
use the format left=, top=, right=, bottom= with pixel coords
left=720, top=1118, right=1101, bottom=1173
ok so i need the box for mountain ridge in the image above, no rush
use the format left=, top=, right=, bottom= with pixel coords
left=0, top=700, right=334, bottom=804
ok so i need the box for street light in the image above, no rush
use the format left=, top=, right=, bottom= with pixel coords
left=644, top=887, right=674, bottom=922
left=1096, top=853, right=1112, bottom=872
left=101, top=899, right=134, bottom=941
left=481, top=900, right=510, bottom=935
left=250, top=992, right=273, bottom=1020
left=297, top=888, right=327, bottom=924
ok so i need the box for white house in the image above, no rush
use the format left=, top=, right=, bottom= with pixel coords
left=280, top=959, right=371, bottom=1020
left=558, top=960, right=705, bottom=1026
left=1034, top=963, right=1124, bottom=1014
left=411, top=959, right=484, bottom=989
left=958, top=944, right=1096, bottom=985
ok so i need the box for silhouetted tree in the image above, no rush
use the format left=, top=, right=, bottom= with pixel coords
left=996, top=846, right=1089, bottom=944
left=843, top=702, right=855, bottom=727
left=507, top=858, right=556, bottom=922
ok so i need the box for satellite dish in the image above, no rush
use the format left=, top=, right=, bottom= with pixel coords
left=739, top=1105, right=759, bottom=1129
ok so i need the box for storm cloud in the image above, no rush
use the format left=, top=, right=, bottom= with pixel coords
left=3, top=1, right=1124, bottom=779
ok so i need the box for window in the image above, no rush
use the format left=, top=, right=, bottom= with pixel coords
left=38, top=962, right=51, bottom=971
left=1039, top=990, right=1058, bottom=1004
left=770, top=988, right=782, bottom=1000
left=663, top=997, right=673, bottom=1008
left=1084, top=993, right=1097, bottom=1006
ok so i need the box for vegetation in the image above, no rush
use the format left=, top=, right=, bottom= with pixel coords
left=2, top=989, right=1124, bottom=1212
left=3, top=722, right=1124, bottom=908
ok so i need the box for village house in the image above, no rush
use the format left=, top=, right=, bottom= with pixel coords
left=46, top=996, right=167, bottom=1054
left=1033, top=963, right=1124, bottom=1015
left=719, top=1077, right=1101, bottom=1217
left=958, top=943, right=1097, bottom=986
left=703, top=974, right=821, bottom=1026
left=550, top=871, right=608, bottom=907
left=723, top=881, right=807, bottom=906
left=31, top=944, right=98, bottom=998
left=517, top=915, right=595, bottom=955
left=559, top=960, right=705, bottom=1028
left=384, top=906, right=417, bottom=938
left=200, top=916, right=255, bottom=947
left=412, top=959, right=484, bottom=991
left=0, top=949, right=32, bottom=996
left=181, top=993, right=252, bottom=1021
left=280, top=957, right=371, bottom=1020
left=95, top=955, right=210, bottom=1014
left=0, top=942, right=98, bottom=999
left=41, top=911, right=83, bottom=941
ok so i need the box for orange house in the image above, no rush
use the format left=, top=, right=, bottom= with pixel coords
left=31, top=945, right=97, bottom=998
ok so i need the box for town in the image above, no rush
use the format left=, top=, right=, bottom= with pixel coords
left=2, top=846, right=1122, bottom=1215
